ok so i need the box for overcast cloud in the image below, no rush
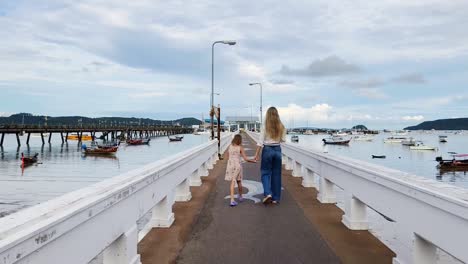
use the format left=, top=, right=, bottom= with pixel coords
left=1, top=0, right=468, bottom=129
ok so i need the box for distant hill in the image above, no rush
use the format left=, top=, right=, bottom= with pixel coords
left=405, top=118, right=468, bottom=130
left=0, top=113, right=202, bottom=127
left=352, top=124, right=368, bottom=131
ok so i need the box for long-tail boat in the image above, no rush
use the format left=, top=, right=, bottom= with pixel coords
left=436, top=154, right=468, bottom=171
left=168, top=135, right=184, bottom=142
left=21, top=153, right=39, bottom=166
left=126, top=138, right=150, bottom=145
left=82, top=144, right=118, bottom=155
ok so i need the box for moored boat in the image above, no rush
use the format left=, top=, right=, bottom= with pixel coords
left=21, top=153, right=39, bottom=166
left=353, top=135, right=374, bottom=141
left=436, top=154, right=468, bottom=170
left=168, top=135, right=184, bottom=142
left=410, top=141, right=437, bottom=151
left=383, top=137, right=407, bottom=143
left=322, top=136, right=350, bottom=145
left=67, top=133, right=93, bottom=141
left=291, top=135, right=299, bottom=142
left=401, top=137, right=416, bottom=146
left=82, top=144, right=118, bottom=155
left=126, top=138, right=150, bottom=145
left=439, top=135, right=448, bottom=143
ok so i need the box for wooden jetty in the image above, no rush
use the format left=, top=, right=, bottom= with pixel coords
left=0, top=125, right=193, bottom=146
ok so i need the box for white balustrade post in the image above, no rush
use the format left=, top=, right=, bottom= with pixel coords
left=302, top=168, right=317, bottom=188
left=341, top=193, right=369, bottom=230
left=282, top=154, right=287, bottom=165
left=199, top=162, right=209, bottom=177
left=103, top=224, right=141, bottom=264
left=285, top=157, right=293, bottom=170
left=149, top=192, right=175, bottom=228
left=207, top=156, right=214, bottom=169
left=317, top=176, right=336, bottom=203
left=413, top=234, right=437, bottom=264
left=213, top=152, right=219, bottom=162
left=175, top=178, right=192, bottom=202
left=292, top=161, right=302, bottom=177
left=190, top=169, right=202, bottom=186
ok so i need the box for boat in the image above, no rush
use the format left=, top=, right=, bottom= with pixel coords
left=436, top=154, right=468, bottom=170
left=392, top=130, right=408, bottom=136
left=401, top=138, right=416, bottom=146
left=97, top=141, right=121, bottom=149
left=291, top=135, right=299, bottom=142
left=304, top=130, right=314, bottom=135
left=383, top=137, right=407, bottom=143
left=335, top=131, right=348, bottom=136
left=410, top=141, right=437, bottom=151
left=126, top=138, right=150, bottom=145
left=439, top=135, right=448, bottom=143
left=168, top=135, right=184, bottom=142
left=322, top=136, right=350, bottom=145
left=353, top=135, right=374, bottom=141
left=82, top=144, right=118, bottom=155
left=21, top=153, right=39, bottom=166
left=67, top=133, right=93, bottom=141
left=372, top=155, right=386, bottom=159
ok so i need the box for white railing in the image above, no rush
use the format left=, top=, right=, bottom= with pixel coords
left=246, top=131, right=468, bottom=264
left=0, top=133, right=233, bottom=264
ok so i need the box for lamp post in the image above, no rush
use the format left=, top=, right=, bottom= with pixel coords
left=211, top=40, right=236, bottom=140
left=249, top=82, right=262, bottom=131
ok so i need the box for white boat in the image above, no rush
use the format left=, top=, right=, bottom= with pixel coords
left=322, top=136, right=351, bottom=145
left=392, top=130, right=408, bottom=136
left=439, top=135, right=447, bottom=143
left=335, top=131, right=348, bottom=136
left=383, top=137, right=407, bottom=143
left=410, top=141, right=437, bottom=151
left=353, top=135, right=373, bottom=141
left=401, top=137, right=416, bottom=146
left=304, top=130, right=314, bottom=135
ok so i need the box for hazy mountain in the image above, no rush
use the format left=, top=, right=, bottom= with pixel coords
left=405, top=118, right=468, bottom=130
left=0, top=113, right=202, bottom=127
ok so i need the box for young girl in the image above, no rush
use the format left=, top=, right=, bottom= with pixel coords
left=254, top=107, right=286, bottom=204
left=225, top=134, right=256, bottom=206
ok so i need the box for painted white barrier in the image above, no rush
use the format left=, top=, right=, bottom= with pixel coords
left=246, top=131, right=468, bottom=264
left=0, top=133, right=232, bottom=264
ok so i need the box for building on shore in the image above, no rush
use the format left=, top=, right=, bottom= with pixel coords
left=225, top=116, right=260, bottom=132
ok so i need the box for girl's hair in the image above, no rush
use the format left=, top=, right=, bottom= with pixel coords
left=231, top=134, right=242, bottom=145
left=265, top=107, right=285, bottom=141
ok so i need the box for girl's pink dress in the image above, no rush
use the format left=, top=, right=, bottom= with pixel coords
left=225, top=144, right=243, bottom=181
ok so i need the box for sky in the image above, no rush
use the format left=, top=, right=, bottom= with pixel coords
left=0, top=0, right=467, bottom=129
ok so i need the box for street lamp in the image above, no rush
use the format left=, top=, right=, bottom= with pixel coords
left=211, top=40, right=236, bottom=140
left=249, top=82, right=262, bottom=131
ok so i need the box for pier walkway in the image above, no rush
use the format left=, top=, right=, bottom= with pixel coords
left=139, top=134, right=393, bottom=264
left=1, top=131, right=467, bottom=264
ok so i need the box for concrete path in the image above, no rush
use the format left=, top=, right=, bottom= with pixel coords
left=139, top=134, right=394, bottom=264
left=176, top=135, right=340, bottom=264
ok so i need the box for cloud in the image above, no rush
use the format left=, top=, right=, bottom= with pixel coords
left=401, top=115, right=424, bottom=121
left=339, top=78, right=387, bottom=99
left=280, top=56, right=361, bottom=77
left=270, top=79, right=295, bottom=85
left=353, top=88, right=388, bottom=99
left=128, top=92, right=167, bottom=99
left=339, top=78, right=384, bottom=88
left=391, top=73, right=426, bottom=84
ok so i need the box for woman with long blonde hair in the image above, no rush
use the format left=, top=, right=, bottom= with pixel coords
left=254, top=107, right=286, bottom=204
